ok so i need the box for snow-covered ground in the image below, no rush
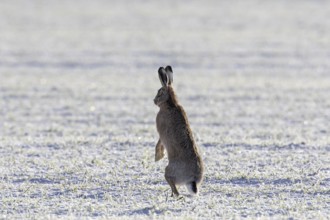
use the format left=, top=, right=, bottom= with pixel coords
left=0, top=0, right=329, bottom=219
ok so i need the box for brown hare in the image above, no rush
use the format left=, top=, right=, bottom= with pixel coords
left=154, top=66, right=204, bottom=197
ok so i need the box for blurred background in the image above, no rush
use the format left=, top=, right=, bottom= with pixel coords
left=1, top=0, right=329, bottom=142
left=1, top=0, right=329, bottom=74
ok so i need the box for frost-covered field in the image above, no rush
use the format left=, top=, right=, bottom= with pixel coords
left=1, top=0, right=330, bottom=219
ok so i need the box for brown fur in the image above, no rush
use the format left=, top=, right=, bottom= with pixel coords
left=166, top=86, right=179, bottom=107
left=154, top=70, right=204, bottom=197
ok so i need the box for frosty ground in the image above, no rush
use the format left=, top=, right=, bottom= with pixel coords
left=0, top=0, right=329, bottom=219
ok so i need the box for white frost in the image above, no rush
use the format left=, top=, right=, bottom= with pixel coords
left=0, top=0, right=329, bottom=219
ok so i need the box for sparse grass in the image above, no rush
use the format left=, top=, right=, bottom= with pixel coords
left=1, top=71, right=329, bottom=219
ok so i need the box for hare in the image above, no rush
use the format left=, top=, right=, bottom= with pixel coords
left=154, top=66, right=204, bottom=197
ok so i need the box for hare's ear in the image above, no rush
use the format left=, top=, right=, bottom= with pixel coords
left=165, top=66, right=173, bottom=85
left=158, top=67, right=168, bottom=87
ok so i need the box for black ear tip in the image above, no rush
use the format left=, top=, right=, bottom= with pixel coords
left=165, top=66, right=172, bottom=72
left=158, top=67, right=165, bottom=73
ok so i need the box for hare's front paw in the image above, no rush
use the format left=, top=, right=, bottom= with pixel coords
left=155, top=140, right=165, bottom=161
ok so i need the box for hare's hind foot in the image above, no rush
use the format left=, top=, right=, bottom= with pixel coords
left=165, top=191, right=184, bottom=202
left=170, top=191, right=179, bottom=197
left=165, top=173, right=179, bottom=197
left=163, top=188, right=181, bottom=202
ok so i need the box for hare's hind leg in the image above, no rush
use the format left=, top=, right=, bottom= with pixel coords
left=155, top=139, right=165, bottom=161
left=165, top=166, right=179, bottom=196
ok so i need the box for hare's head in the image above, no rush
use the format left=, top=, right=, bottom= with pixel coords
left=154, top=66, right=174, bottom=106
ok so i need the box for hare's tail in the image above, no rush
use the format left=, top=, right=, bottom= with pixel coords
left=186, top=181, right=198, bottom=195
